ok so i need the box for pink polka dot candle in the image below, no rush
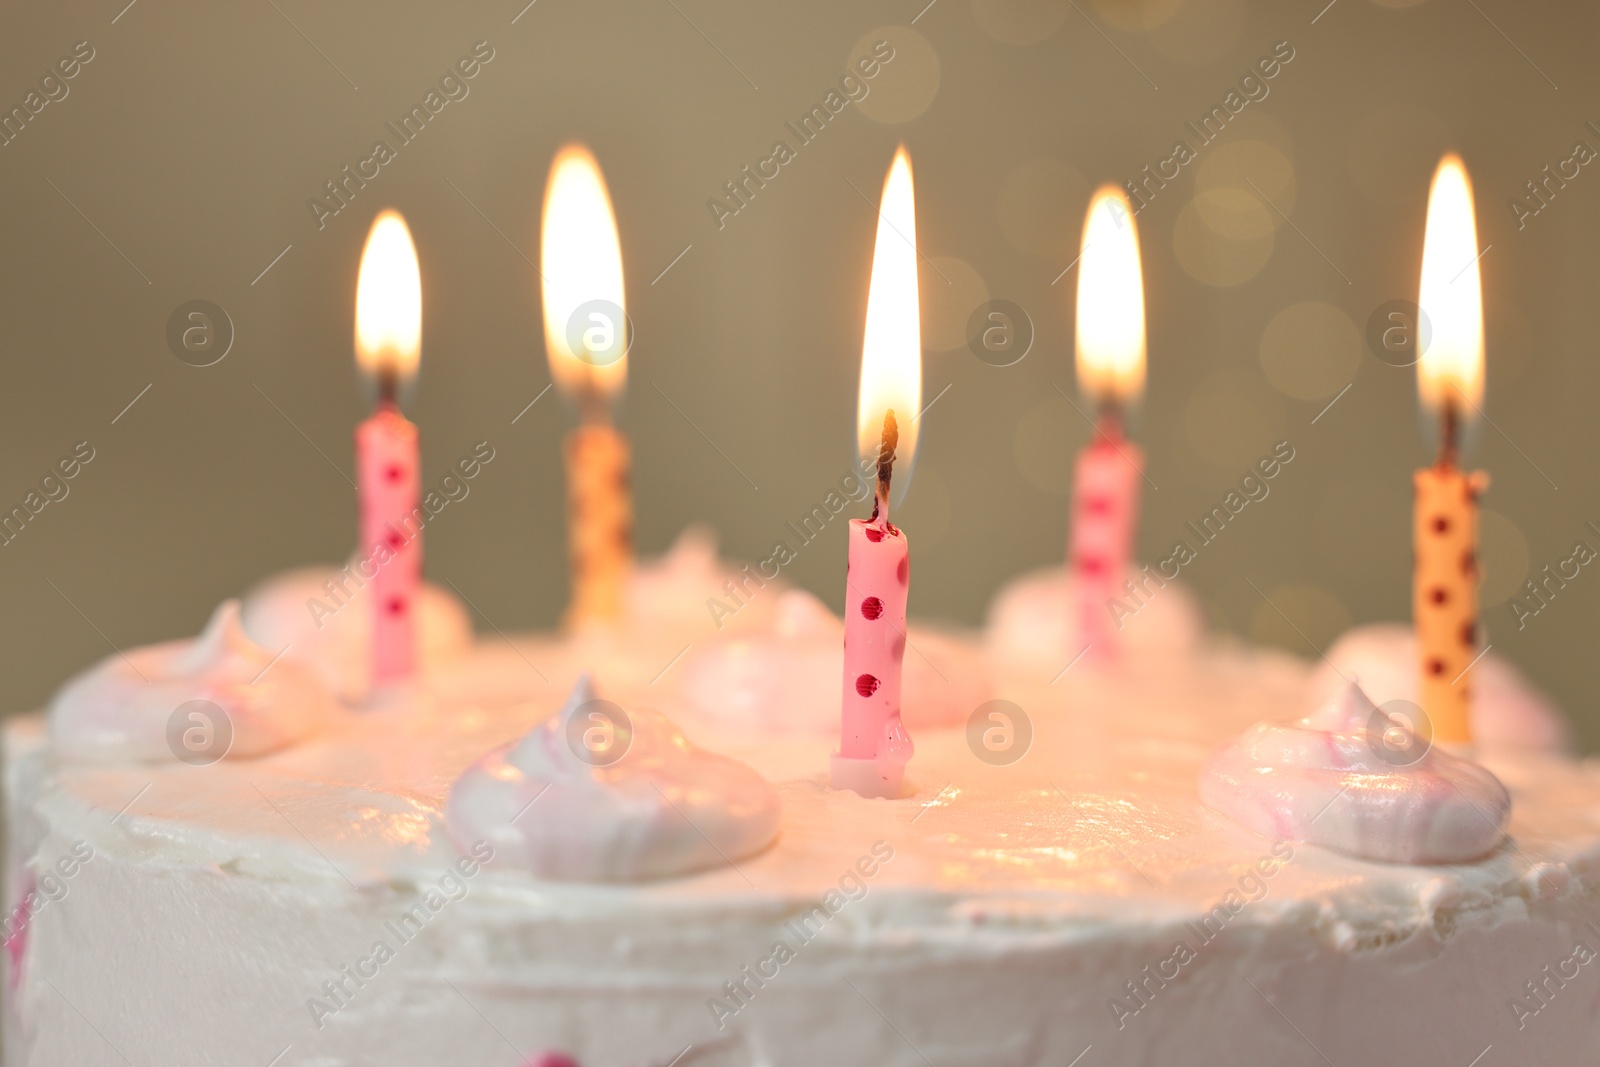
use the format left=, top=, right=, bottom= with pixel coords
left=832, top=147, right=921, bottom=799
left=1414, top=154, right=1488, bottom=747
left=353, top=210, right=424, bottom=694
left=1069, top=186, right=1147, bottom=659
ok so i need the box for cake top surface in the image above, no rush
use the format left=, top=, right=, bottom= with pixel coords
left=14, top=626, right=1600, bottom=948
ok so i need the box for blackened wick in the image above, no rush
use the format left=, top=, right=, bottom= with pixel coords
left=872, top=409, right=898, bottom=524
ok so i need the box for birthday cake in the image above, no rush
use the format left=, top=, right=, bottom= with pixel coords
left=8, top=140, right=1593, bottom=1067
left=5, top=541, right=1600, bottom=1067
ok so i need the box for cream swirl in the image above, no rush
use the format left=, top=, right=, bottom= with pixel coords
left=1199, top=680, right=1511, bottom=864
left=984, top=565, right=1206, bottom=681
left=681, top=588, right=987, bottom=735
left=626, top=525, right=780, bottom=636
left=1314, top=623, right=1568, bottom=752
left=445, top=675, right=781, bottom=882
left=49, top=600, right=334, bottom=763
left=240, top=565, right=474, bottom=703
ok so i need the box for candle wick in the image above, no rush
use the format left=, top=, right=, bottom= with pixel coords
left=377, top=366, right=399, bottom=410
left=578, top=386, right=611, bottom=428
left=871, top=409, right=898, bottom=526
left=1095, top=400, right=1123, bottom=446
left=1438, top=398, right=1460, bottom=469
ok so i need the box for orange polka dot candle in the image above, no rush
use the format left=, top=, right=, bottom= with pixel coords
left=540, top=145, right=633, bottom=627
left=1414, top=154, right=1488, bottom=746
left=353, top=210, right=424, bottom=694
left=1070, top=187, right=1147, bottom=658
left=562, top=425, right=632, bottom=624
left=832, top=147, right=920, bottom=800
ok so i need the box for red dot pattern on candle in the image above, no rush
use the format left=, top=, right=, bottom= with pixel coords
left=358, top=410, right=420, bottom=687
left=565, top=426, right=633, bottom=624
left=897, top=556, right=908, bottom=585
left=1068, top=436, right=1144, bottom=659
left=839, top=516, right=910, bottom=767
left=1414, top=465, right=1482, bottom=746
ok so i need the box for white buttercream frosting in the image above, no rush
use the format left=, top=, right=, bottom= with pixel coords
left=445, top=675, right=781, bottom=881
left=1315, top=623, right=1569, bottom=752
left=679, top=588, right=988, bottom=735
left=1199, top=679, right=1512, bottom=864
left=240, top=565, right=475, bottom=702
left=48, top=600, right=333, bottom=763
left=13, top=628, right=1600, bottom=1066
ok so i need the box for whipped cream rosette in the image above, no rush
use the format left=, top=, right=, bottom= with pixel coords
left=1200, top=679, right=1511, bottom=864
left=50, top=599, right=334, bottom=763
left=446, top=675, right=780, bottom=881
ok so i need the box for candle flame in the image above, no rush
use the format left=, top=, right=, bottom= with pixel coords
left=541, top=144, right=627, bottom=404
left=354, top=210, right=422, bottom=383
left=856, top=146, right=922, bottom=475
left=1075, top=186, right=1146, bottom=404
left=1417, top=154, right=1484, bottom=414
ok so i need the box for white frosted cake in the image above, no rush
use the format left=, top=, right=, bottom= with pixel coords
left=6, top=542, right=1600, bottom=1066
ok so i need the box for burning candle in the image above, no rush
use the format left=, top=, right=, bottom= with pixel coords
left=832, top=146, right=921, bottom=799
left=540, top=145, right=632, bottom=628
left=1414, top=154, right=1488, bottom=747
left=353, top=209, right=424, bottom=692
left=1069, top=186, right=1147, bottom=657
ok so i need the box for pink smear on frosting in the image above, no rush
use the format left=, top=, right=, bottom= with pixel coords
left=4, top=873, right=34, bottom=993
left=1199, top=679, right=1511, bottom=864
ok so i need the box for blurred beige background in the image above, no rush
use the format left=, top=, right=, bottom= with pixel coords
left=1, top=0, right=1597, bottom=746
